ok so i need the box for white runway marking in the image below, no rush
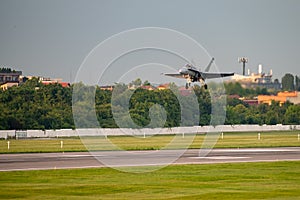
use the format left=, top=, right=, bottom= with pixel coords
left=213, top=148, right=299, bottom=152
left=0, top=165, right=102, bottom=172
left=191, top=156, right=249, bottom=160
left=62, top=155, right=96, bottom=158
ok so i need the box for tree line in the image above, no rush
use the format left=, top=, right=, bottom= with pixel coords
left=0, top=79, right=299, bottom=130
left=282, top=73, right=300, bottom=91
left=0, top=67, right=19, bottom=73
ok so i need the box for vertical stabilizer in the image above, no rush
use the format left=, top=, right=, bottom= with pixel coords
left=205, top=57, right=215, bottom=72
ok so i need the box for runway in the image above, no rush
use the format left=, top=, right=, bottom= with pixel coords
left=1, top=147, right=300, bottom=171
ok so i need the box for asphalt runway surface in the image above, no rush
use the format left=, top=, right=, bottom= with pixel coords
left=1, top=147, right=300, bottom=171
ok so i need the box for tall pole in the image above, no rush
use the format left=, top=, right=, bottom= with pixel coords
left=238, top=57, right=248, bottom=76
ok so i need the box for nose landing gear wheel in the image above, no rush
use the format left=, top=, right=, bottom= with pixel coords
left=185, top=82, right=191, bottom=89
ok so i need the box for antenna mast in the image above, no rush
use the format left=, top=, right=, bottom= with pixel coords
left=238, top=57, right=248, bottom=76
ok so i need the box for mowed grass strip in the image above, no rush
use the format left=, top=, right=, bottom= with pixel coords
left=0, top=138, right=87, bottom=153
left=0, top=161, right=300, bottom=199
left=0, top=131, right=299, bottom=153
left=194, top=131, right=300, bottom=148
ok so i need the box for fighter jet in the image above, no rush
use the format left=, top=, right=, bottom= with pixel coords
left=164, top=58, right=234, bottom=89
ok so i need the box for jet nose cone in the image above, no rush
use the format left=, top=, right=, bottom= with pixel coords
left=179, top=67, right=187, bottom=74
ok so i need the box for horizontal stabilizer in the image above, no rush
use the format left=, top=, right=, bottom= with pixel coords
left=163, top=73, right=186, bottom=79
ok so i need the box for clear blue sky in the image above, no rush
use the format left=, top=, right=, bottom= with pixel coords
left=0, top=0, right=299, bottom=84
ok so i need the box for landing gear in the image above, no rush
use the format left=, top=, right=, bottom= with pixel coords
left=200, top=79, right=208, bottom=90
left=185, top=82, right=191, bottom=89
left=186, top=78, right=192, bottom=89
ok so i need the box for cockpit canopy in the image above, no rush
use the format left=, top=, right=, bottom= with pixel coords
left=185, top=63, right=197, bottom=70
left=185, top=64, right=192, bottom=68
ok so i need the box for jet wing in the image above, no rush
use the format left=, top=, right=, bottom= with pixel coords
left=201, top=72, right=234, bottom=79
left=164, top=73, right=186, bottom=79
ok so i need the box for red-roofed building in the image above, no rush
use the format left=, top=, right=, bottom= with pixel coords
left=157, top=83, right=170, bottom=90
left=41, top=80, right=70, bottom=87
left=140, top=85, right=156, bottom=91
left=179, top=86, right=192, bottom=96
left=243, top=99, right=259, bottom=106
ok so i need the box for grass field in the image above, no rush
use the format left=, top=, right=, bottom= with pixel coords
left=0, top=131, right=299, bottom=153
left=0, top=161, right=300, bottom=199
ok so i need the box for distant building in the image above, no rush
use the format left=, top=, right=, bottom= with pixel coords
left=243, top=99, right=259, bottom=106
left=41, top=81, right=70, bottom=88
left=179, top=86, right=192, bottom=96
left=0, top=68, right=22, bottom=90
left=0, top=82, right=19, bottom=91
left=100, top=85, right=114, bottom=91
left=40, top=77, right=62, bottom=83
left=0, top=70, right=22, bottom=84
left=229, top=64, right=280, bottom=90
left=157, top=83, right=170, bottom=90
left=0, top=67, right=72, bottom=90
left=258, top=91, right=299, bottom=105
left=228, top=95, right=259, bottom=106
left=140, top=85, right=156, bottom=91
left=40, top=77, right=70, bottom=87
left=286, top=92, right=300, bottom=105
